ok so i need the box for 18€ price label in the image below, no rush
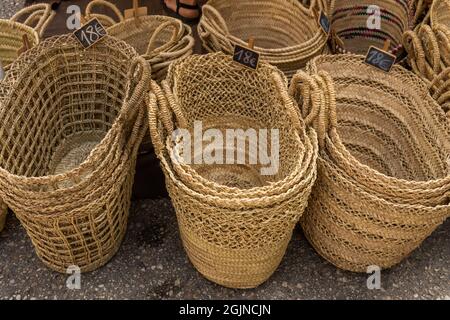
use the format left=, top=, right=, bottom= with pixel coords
left=73, top=18, right=107, bottom=49
left=364, top=46, right=396, bottom=72
left=233, top=45, right=260, bottom=70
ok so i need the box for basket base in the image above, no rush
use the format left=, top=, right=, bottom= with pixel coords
left=179, top=223, right=291, bottom=289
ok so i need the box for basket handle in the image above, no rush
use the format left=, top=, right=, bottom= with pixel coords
left=118, top=56, right=151, bottom=127
left=146, top=20, right=182, bottom=56
left=85, top=0, right=124, bottom=28
left=430, top=67, right=450, bottom=103
left=403, top=29, right=428, bottom=77
left=10, top=4, right=55, bottom=38
left=200, top=5, right=230, bottom=36
left=289, top=70, right=337, bottom=148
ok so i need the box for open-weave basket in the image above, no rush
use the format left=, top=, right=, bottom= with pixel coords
left=197, top=0, right=333, bottom=80
left=290, top=54, right=450, bottom=272
left=85, top=0, right=194, bottom=83
left=0, top=34, right=150, bottom=272
left=0, top=3, right=54, bottom=68
left=331, top=0, right=412, bottom=58
left=148, top=53, right=318, bottom=288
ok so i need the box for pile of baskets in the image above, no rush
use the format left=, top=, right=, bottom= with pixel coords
left=290, top=54, right=450, bottom=272
left=403, top=0, right=450, bottom=114
left=198, top=0, right=333, bottom=79
left=148, top=53, right=318, bottom=288
left=0, top=3, right=54, bottom=233
left=330, top=0, right=412, bottom=59
left=0, top=34, right=150, bottom=272
left=84, top=0, right=194, bottom=83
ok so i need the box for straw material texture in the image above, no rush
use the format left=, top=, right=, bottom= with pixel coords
left=0, top=34, right=150, bottom=273
left=148, top=53, right=318, bottom=288
left=198, top=0, right=333, bottom=80
left=85, top=0, right=194, bottom=83
left=403, top=0, right=450, bottom=115
left=331, top=0, right=412, bottom=57
left=0, top=3, right=55, bottom=68
left=290, top=54, right=450, bottom=272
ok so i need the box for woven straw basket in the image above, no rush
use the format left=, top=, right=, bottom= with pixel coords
left=0, top=34, right=150, bottom=272
left=331, top=0, right=412, bottom=57
left=290, top=54, right=450, bottom=272
left=148, top=53, right=318, bottom=288
left=0, top=3, right=55, bottom=232
left=0, top=3, right=54, bottom=68
left=84, top=0, right=194, bottom=83
left=197, top=0, right=334, bottom=80
left=403, top=0, right=450, bottom=114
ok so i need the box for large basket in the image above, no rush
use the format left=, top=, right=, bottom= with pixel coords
left=197, top=0, right=333, bottom=80
left=0, top=3, right=54, bottom=68
left=331, top=0, right=412, bottom=58
left=147, top=53, right=318, bottom=288
left=290, top=54, right=450, bottom=272
left=84, top=0, right=194, bottom=83
left=0, top=34, right=150, bottom=272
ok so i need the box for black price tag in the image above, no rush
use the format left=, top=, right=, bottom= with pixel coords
left=233, top=44, right=260, bottom=70
left=364, top=46, right=396, bottom=72
left=318, top=11, right=330, bottom=35
left=73, top=18, right=107, bottom=49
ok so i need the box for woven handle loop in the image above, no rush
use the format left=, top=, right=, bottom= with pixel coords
left=289, top=70, right=337, bottom=148
left=117, top=56, right=151, bottom=127
left=201, top=5, right=230, bottom=36
left=430, top=67, right=450, bottom=102
left=11, top=4, right=55, bottom=37
left=403, top=29, right=428, bottom=76
left=146, top=20, right=182, bottom=56
left=85, top=0, right=124, bottom=28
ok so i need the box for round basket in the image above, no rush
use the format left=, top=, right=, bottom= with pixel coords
left=84, top=0, right=194, bottom=83
left=0, top=34, right=150, bottom=272
left=331, top=0, right=412, bottom=58
left=147, top=53, right=318, bottom=288
left=197, top=0, right=333, bottom=80
left=0, top=4, right=54, bottom=68
left=290, top=54, right=450, bottom=272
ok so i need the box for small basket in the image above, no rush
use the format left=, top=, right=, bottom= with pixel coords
left=148, top=53, right=318, bottom=288
left=0, top=3, right=55, bottom=68
left=198, top=0, right=333, bottom=79
left=0, top=34, right=150, bottom=272
left=330, top=0, right=412, bottom=58
left=85, top=0, right=194, bottom=82
left=290, top=54, right=450, bottom=272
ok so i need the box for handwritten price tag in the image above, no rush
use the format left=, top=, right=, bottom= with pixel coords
left=73, top=18, right=107, bottom=49
left=233, top=45, right=259, bottom=70
left=364, top=46, right=396, bottom=72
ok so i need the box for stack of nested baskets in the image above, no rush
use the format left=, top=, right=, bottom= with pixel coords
left=290, top=54, right=450, bottom=272
left=84, top=0, right=194, bottom=83
left=0, top=3, right=54, bottom=233
left=0, top=34, right=150, bottom=272
left=148, top=53, right=318, bottom=288
left=403, top=0, right=450, bottom=115
left=197, top=0, right=334, bottom=80
left=331, top=0, right=412, bottom=59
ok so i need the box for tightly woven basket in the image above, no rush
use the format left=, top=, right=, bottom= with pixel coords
left=85, top=0, right=194, bottom=83
left=0, top=34, right=150, bottom=272
left=198, top=0, right=333, bottom=80
left=290, top=54, right=450, bottom=272
left=0, top=3, right=54, bottom=68
left=148, top=53, right=318, bottom=288
left=331, top=0, right=412, bottom=57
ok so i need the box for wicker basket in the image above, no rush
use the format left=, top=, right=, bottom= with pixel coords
left=331, top=0, right=412, bottom=58
left=147, top=53, right=318, bottom=288
left=0, top=3, right=54, bottom=68
left=84, top=0, right=194, bottom=83
left=0, top=34, right=150, bottom=272
left=197, top=0, right=333, bottom=80
left=290, top=54, right=450, bottom=272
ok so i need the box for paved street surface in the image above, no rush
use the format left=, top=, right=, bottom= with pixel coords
left=0, top=199, right=449, bottom=300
